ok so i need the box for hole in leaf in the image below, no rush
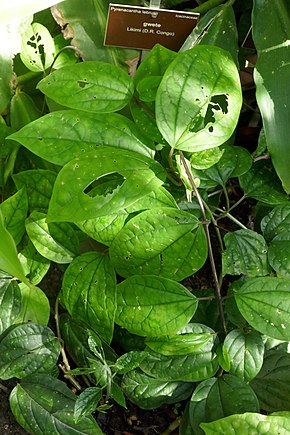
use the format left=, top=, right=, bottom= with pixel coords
left=84, top=172, right=125, bottom=198
left=77, top=79, right=89, bottom=88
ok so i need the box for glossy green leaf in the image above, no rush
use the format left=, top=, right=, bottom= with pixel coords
left=145, top=332, right=213, bottom=356
left=0, top=209, right=27, bottom=283
left=239, top=160, right=289, bottom=205
left=115, top=275, right=198, bottom=337
left=8, top=110, right=153, bottom=166
left=15, top=283, right=50, bottom=325
left=261, top=204, right=290, bottom=241
left=130, top=99, right=165, bottom=144
left=188, top=375, right=259, bottom=434
left=125, top=185, right=178, bottom=213
left=136, top=76, right=162, bottom=103
left=110, top=381, right=126, bottom=408
left=37, top=61, right=134, bottom=113
left=224, top=280, right=248, bottom=329
left=18, top=239, right=50, bottom=285
left=20, top=23, right=55, bottom=72
left=253, top=0, right=290, bottom=193
left=235, top=277, right=290, bottom=340
left=77, top=214, right=127, bottom=246
left=121, top=369, right=193, bottom=410
left=113, top=351, right=149, bottom=374
left=180, top=4, right=239, bottom=65
left=0, top=187, right=28, bottom=245
left=215, top=343, right=230, bottom=372
left=156, top=45, right=242, bottom=152
left=61, top=252, right=116, bottom=344
left=251, top=350, right=290, bottom=411
left=223, top=329, right=264, bottom=382
left=0, top=323, right=60, bottom=379
left=190, top=147, right=224, bottom=170
left=47, top=147, right=163, bottom=223
left=12, top=169, right=57, bottom=212
left=0, top=279, right=22, bottom=335
left=222, top=229, right=269, bottom=277
left=10, top=374, right=103, bottom=434
left=26, top=211, right=79, bottom=263
left=200, top=412, right=290, bottom=434
left=268, top=232, right=290, bottom=277
left=110, top=207, right=207, bottom=281
left=74, top=387, right=102, bottom=423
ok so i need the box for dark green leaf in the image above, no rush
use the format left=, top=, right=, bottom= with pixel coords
left=0, top=279, right=21, bottom=335
left=74, top=387, right=102, bottom=423
left=268, top=232, right=290, bottom=278
left=261, top=204, right=290, bottom=241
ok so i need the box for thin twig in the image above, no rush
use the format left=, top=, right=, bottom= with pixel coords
left=0, top=382, right=9, bottom=393
left=161, top=417, right=181, bottom=435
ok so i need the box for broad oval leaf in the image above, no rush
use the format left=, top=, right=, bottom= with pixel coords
left=37, top=61, right=134, bottom=113
left=223, top=329, right=264, bottom=382
left=15, top=283, right=50, bottom=326
left=61, top=252, right=116, bottom=344
left=156, top=45, right=242, bottom=152
left=268, top=232, right=290, bottom=278
left=0, top=187, right=28, bottom=245
left=8, top=110, right=153, bottom=166
left=261, top=204, right=290, bottom=241
left=110, top=207, right=207, bottom=281
left=26, top=211, right=79, bottom=263
left=0, top=323, right=60, bottom=379
left=9, top=374, right=103, bottom=434
left=251, top=349, right=290, bottom=412
left=200, top=412, right=290, bottom=434
left=235, top=277, right=290, bottom=340
left=222, top=229, right=269, bottom=277
left=47, top=147, right=164, bottom=223
left=0, top=279, right=22, bottom=335
left=145, top=332, right=213, bottom=356
left=121, top=369, right=193, bottom=410
left=115, top=275, right=198, bottom=337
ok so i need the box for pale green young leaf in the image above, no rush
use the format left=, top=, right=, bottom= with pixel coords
left=0, top=187, right=28, bottom=245
left=116, top=275, right=198, bottom=337
left=20, top=23, right=55, bottom=72
left=145, top=332, right=213, bottom=356
left=37, top=61, right=134, bottom=113
left=156, top=45, right=242, bottom=152
left=61, top=252, right=116, bottom=344
left=235, top=277, right=290, bottom=340
left=224, top=329, right=264, bottom=382
left=15, top=283, right=50, bottom=325
left=261, top=204, right=290, bottom=241
left=190, top=147, right=224, bottom=170
left=0, top=279, right=22, bottom=335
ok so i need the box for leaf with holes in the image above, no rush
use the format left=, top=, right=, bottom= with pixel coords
left=156, top=45, right=242, bottom=152
left=261, top=204, right=290, bottom=241
left=61, top=252, right=116, bottom=344
left=0, top=323, right=60, bottom=379
left=10, top=374, right=103, bottom=434
left=268, top=232, right=290, bottom=278
left=115, top=275, right=198, bottom=337
left=235, top=277, right=290, bottom=340
left=223, top=329, right=264, bottom=382
left=0, top=279, right=21, bottom=335
left=37, top=61, right=134, bottom=113
left=110, top=207, right=207, bottom=281
left=26, top=211, right=79, bottom=263
left=121, top=369, right=193, bottom=410
left=8, top=110, right=153, bottom=166
left=222, top=229, right=270, bottom=277
left=251, top=350, right=290, bottom=412
left=47, top=147, right=164, bottom=223
left=15, top=283, right=50, bottom=325
left=0, top=187, right=28, bottom=245
left=20, top=23, right=55, bottom=72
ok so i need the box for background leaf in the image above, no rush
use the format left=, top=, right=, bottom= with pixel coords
left=0, top=187, right=28, bottom=245
left=268, top=232, right=290, bottom=278
left=261, top=204, right=290, bottom=241
left=18, top=239, right=50, bottom=285
left=15, top=283, right=50, bottom=325
left=0, top=279, right=22, bottom=335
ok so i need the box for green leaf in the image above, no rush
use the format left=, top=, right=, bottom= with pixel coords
left=77, top=214, right=127, bottom=246
left=130, top=99, right=165, bottom=144
left=253, top=0, right=290, bottom=193
left=261, top=204, right=290, bottom=241
left=268, top=232, right=290, bottom=278
left=224, top=280, right=248, bottom=329
left=222, top=229, right=269, bottom=277
left=190, top=147, right=224, bottom=170
left=156, top=45, right=242, bottom=152
left=235, top=277, right=290, bottom=340
left=0, top=279, right=22, bottom=335
left=15, top=283, right=50, bottom=325
left=113, top=351, right=149, bottom=374
left=180, top=4, right=239, bottom=66
left=20, top=23, right=55, bottom=72
left=74, top=387, right=102, bottom=423
left=37, top=61, right=134, bottom=113
left=188, top=375, right=259, bottom=434
left=61, top=252, right=116, bottom=344
left=8, top=110, right=153, bottom=166
left=110, top=381, right=126, bottom=408
left=0, top=187, right=28, bottom=245
left=215, top=343, right=231, bottom=372
left=223, top=329, right=264, bottom=382
left=26, top=211, right=79, bottom=263
left=145, top=332, right=214, bottom=356
left=136, top=76, right=162, bottom=103
left=239, top=160, right=289, bottom=205
left=200, top=412, right=290, bottom=434
left=18, top=239, right=50, bottom=285
left=251, top=350, right=290, bottom=412
left=110, top=207, right=207, bottom=281
left=0, top=323, right=60, bottom=379
left=0, top=209, right=27, bottom=283
left=10, top=374, right=103, bottom=434
left=115, top=275, right=198, bottom=337
left=121, top=369, right=193, bottom=410
left=12, top=169, right=57, bottom=212
left=47, top=147, right=163, bottom=223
